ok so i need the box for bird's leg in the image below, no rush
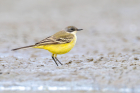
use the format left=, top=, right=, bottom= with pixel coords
left=52, top=54, right=58, bottom=66
left=54, top=54, right=63, bottom=65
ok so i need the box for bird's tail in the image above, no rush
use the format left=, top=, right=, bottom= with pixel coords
left=11, top=45, right=35, bottom=51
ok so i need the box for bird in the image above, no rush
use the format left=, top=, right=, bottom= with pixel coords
left=12, top=26, right=83, bottom=66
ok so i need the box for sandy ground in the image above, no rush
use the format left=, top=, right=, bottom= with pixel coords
left=0, top=0, right=140, bottom=93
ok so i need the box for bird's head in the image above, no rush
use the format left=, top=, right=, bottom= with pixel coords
left=65, top=26, right=83, bottom=34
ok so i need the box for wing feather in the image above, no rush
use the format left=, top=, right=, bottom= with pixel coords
left=35, top=31, right=74, bottom=46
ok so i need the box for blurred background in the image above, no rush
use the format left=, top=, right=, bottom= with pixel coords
left=0, top=0, right=140, bottom=57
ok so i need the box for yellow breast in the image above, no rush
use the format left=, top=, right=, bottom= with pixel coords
left=34, top=35, right=77, bottom=54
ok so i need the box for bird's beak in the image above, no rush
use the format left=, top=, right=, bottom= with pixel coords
left=77, top=29, right=83, bottom=31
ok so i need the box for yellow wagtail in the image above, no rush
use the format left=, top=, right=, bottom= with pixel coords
left=12, top=26, right=83, bottom=66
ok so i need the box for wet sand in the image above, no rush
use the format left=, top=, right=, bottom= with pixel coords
left=0, top=0, right=140, bottom=93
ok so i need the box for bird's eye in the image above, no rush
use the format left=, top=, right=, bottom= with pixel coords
left=70, top=28, right=75, bottom=31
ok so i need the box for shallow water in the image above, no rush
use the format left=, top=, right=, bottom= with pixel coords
left=0, top=81, right=140, bottom=93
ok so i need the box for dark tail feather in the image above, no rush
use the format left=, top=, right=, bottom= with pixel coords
left=11, top=45, right=35, bottom=51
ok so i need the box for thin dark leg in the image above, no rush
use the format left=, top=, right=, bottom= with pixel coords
left=55, top=57, right=63, bottom=65
left=52, top=55, right=58, bottom=66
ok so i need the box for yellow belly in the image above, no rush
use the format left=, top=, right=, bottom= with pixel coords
left=33, top=38, right=76, bottom=54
